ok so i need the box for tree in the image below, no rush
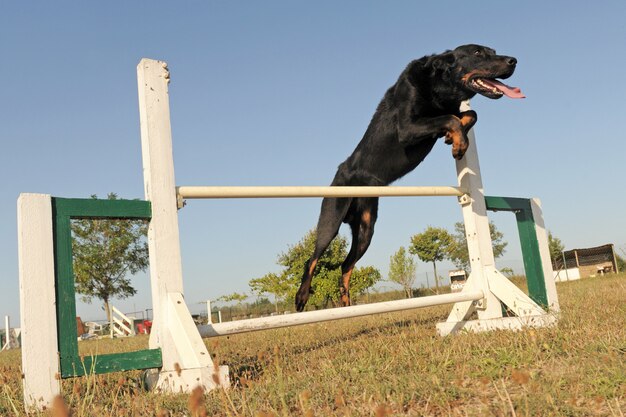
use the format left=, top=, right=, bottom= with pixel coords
left=254, top=229, right=381, bottom=310
left=217, top=292, right=248, bottom=304
left=448, top=221, right=508, bottom=271
left=71, top=193, right=149, bottom=323
left=277, top=229, right=347, bottom=309
left=350, top=266, right=382, bottom=302
left=249, top=272, right=292, bottom=312
left=217, top=292, right=249, bottom=319
left=547, top=231, right=565, bottom=268
left=409, top=227, right=453, bottom=293
left=388, top=246, right=417, bottom=298
left=500, top=267, right=515, bottom=277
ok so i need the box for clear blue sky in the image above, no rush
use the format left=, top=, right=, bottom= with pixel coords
left=1, top=2, right=625, bottom=322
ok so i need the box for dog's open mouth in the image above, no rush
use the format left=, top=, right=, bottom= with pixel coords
left=469, top=77, right=525, bottom=99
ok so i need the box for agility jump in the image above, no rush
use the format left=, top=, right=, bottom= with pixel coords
left=18, top=58, right=558, bottom=410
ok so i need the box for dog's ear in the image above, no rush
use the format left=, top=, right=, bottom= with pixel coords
left=431, top=52, right=456, bottom=74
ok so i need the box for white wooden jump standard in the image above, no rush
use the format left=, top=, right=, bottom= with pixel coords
left=437, top=106, right=558, bottom=335
left=18, top=194, right=60, bottom=408
left=137, top=59, right=229, bottom=396
left=139, top=59, right=555, bottom=393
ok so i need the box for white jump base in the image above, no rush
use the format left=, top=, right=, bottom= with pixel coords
left=436, top=313, right=558, bottom=335
left=199, top=290, right=484, bottom=337
left=17, top=58, right=559, bottom=410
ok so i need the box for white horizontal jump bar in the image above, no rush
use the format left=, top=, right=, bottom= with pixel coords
left=198, top=290, right=484, bottom=338
left=177, top=185, right=467, bottom=199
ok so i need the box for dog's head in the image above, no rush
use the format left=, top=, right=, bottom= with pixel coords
left=430, top=44, right=524, bottom=100
left=454, top=44, right=523, bottom=99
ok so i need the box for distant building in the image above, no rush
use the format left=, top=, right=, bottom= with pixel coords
left=552, top=243, right=618, bottom=279
left=449, top=270, right=467, bottom=292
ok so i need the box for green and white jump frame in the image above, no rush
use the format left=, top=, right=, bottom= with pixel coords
left=17, top=59, right=558, bottom=410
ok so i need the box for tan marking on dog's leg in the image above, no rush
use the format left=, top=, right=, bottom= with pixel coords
left=307, top=258, right=318, bottom=277
left=339, top=267, right=353, bottom=306
left=459, top=114, right=474, bottom=128
left=361, top=210, right=371, bottom=224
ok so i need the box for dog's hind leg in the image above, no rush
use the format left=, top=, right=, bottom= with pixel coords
left=295, top=197, right=352, bottom=312
left=339, top=198, right=378, bottom=307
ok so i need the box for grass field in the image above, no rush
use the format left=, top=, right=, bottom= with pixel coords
left=1, top=274, right=624, bottom=416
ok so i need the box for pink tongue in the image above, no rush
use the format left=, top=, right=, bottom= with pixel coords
left=482, top=78, right=525, bottom=99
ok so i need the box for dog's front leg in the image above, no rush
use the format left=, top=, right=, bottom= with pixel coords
left=443, top=111, right=477, bottom=159
left=398, top=115, right=469, bottom=160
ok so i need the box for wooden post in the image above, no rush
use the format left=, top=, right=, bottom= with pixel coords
left=18, top=194, right=60, bottom=410
left=137, top=58, right=228, bottom=393
left=445, top=101, right=502, bottom=323
left=437, top=103, right=552, bottom=335
left=530, top=198, right=560, bottom=312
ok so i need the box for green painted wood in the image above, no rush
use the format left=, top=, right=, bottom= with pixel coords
left=52, top=201, right=80, bottom=369
left=484, top=196, right=531, bottom=212
left=61, top=348, right=162, bottom=378
left=514, top=209, right=549, bottom=307
left=53, top=197, right=151, bottom=219
left=484, top=196, right=549, bottom=308
left=51, top=197, right=156, bottom=378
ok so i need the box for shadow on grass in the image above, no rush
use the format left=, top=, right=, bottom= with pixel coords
left=225, top=311, right=447, bottom=387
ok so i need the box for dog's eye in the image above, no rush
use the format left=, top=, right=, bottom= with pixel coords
left=474, top=50, right=482, bottom=56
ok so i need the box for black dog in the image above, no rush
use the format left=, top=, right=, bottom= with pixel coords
left=295, top=44, right=523, bottom=312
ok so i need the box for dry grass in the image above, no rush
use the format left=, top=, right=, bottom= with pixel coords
left=1, top=274, right=624, bottom=416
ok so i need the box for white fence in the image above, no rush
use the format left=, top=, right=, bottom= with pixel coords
left=110, top=306, right=136, bottom=337
left=553, top=268, right=581, bottom=282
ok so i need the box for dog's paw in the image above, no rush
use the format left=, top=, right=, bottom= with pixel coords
left=295, top=287, right=310, bottom=312
left=452, top=148, right=465, bottom=160
left=339, top=286, right=351, bottom=307
left=452, top=136, right=469, bottom=160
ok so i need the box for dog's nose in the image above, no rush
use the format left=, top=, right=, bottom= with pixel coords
left=507, top=57, right=517, bottom=66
